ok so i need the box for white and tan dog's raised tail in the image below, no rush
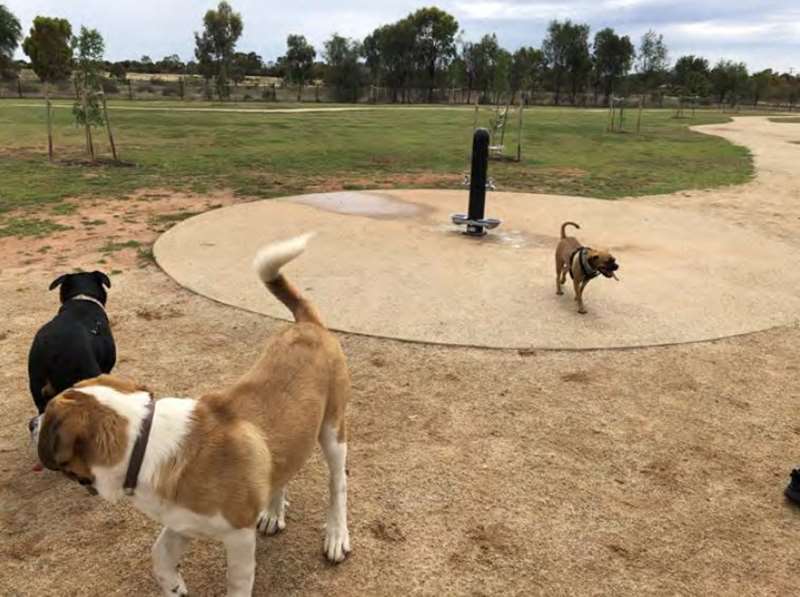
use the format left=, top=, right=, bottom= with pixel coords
left=253, top=233, right=324, bottom=326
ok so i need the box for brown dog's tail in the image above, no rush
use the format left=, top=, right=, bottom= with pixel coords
left=560, top=221, right=580, bottom=238
left=253, top=233, right=324, bottom=327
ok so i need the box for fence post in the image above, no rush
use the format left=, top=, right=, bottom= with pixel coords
left=636, top=96, right=643, bottom=135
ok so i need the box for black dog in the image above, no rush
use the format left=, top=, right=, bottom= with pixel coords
left=28, top=272, right=116, bottom=422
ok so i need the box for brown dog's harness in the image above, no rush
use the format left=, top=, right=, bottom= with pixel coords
left=569, top=247, right=599, bottom=280
left=123, top=398, right=156, bottom=496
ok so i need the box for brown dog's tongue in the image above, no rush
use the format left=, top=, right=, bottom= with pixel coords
left=32, top=462, right=43, bottom=472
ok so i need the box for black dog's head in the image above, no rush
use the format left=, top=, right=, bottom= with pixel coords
left=49, top=271, right=111, bottom=305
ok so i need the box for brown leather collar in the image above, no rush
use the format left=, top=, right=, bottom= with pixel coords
left=123, top=398, right=155, bottom=496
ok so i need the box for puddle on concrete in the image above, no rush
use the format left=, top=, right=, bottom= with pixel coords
left=286, top=191, right=425, bottom=219
left=433, top=223, right=556, bottom=249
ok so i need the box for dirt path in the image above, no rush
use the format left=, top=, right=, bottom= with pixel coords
left=1, top=117, right=800, bottom=596
left=652, top=117, right=800, bottom=242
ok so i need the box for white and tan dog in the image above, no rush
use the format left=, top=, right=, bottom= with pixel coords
left=36, top=233, right=351, bottom=596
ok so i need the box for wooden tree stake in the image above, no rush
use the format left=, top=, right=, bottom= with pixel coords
left=101, top=92, right=118, bottom=161
left=516, top=102, right=524, bottom=162
left=45, top=81, right=53, bottom=161
left=82, top=82, right=95, bottom=161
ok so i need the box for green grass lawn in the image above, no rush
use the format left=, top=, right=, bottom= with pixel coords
left=769, top=117, right=800, bottom=123
left=0, top=100, right=753, bottom=225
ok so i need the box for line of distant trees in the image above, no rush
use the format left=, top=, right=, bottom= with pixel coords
left=1, top=2, right=798, bottom=108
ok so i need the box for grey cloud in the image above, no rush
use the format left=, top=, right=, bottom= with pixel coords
left=7, top=0, right=799, bottom=72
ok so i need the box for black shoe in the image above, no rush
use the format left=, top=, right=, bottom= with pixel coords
left=785, top=469, right=800, bottom=504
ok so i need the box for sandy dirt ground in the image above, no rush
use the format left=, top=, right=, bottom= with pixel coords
left=1, top=117, right=800, bottom=596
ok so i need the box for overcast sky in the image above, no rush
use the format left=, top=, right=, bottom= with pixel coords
left=7, top=0, right=800, bottom=73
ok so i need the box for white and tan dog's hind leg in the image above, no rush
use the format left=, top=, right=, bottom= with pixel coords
left=152, top=527, right=190, bottom=597
left=320, top=422, right=350, bottom=563
left=257, top=486, right=288, bottom=536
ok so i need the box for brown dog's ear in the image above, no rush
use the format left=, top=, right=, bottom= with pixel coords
left=38, top=392, right=88, bottom=470
left=49, top=274, right=68, bottom=291
left=92, top=271, right=111, bottom=289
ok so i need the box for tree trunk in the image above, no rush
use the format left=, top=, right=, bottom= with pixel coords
left=428, top=63, right=435, bottom=104
left=45, top=81, right=53, bottom=161
left=297, top=82, right=302, bottom=102
left=554, top=72, right=561, bottom=105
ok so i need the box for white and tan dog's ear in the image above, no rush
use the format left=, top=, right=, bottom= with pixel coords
left=38, top=391, right=87, bottom=471
left=38, top=389, right=128, bottom=476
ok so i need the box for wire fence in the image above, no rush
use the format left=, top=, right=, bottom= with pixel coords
left=1, top=77, right=798, bottom=112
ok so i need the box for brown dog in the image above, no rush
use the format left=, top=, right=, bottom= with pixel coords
left=36, top=233, right=351, bottom=596
left=555, top=221, right=619, bottom=314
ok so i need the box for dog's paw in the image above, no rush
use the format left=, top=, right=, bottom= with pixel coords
left=257, top=493, right=288, bottom=536
left=257, top=510, right=286, bottom=535
left=556, top=289, right=564, bottom=296
left=155, top=570, right=187, bottom=597
left=578, top=308, right=587, bottom=315
left=324, top=524, right=351, bottom=564
left=166, top=579, right=188, bottom=597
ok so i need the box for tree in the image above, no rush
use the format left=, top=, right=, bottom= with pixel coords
left=363, top=20, right=416, bottom=102
left=592, top=28, right=634, bottom=104
left=284, top=34, right=316, bottom=101
left=710, top=60, right=749, bottom=105
left=510, top=47, right=545, bottom=103
left=71, top=26, right=105, bottom=160
left=229, top=51, right=263, bottom=86
left=194, top=34, right=216, bottom=98
left=565, top=22, right=591, bottom=104
left=0, top=4, right=21, bottom=78
left=324, top=34, right=364, bottom=102
left=465, top=34, right=500, bottom=101
left=194, top=1, right=243, bottom=99
left=408, top=7, right=458, bottom=102
left=22, top=17, right=73, bottom=160
left=156, top=54, right=184, bottom=74
left=637, top=29, right=669, bottom=90
left=492, top=47, right=512, bottom=102
left=543, top=20, right=591, bottom=105
left=673, top=55, right=710, bottom=97
left=751, top=69, right=773, bottom=106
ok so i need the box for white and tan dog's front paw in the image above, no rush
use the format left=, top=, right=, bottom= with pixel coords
left=324, top=524, right=351, bottom=563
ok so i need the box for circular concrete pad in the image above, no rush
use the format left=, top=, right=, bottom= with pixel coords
left=154, top=189, right=800, bottom=349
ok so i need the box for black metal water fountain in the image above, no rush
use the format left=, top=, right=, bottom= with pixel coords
left=451, top=128, right=501, bottom=236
